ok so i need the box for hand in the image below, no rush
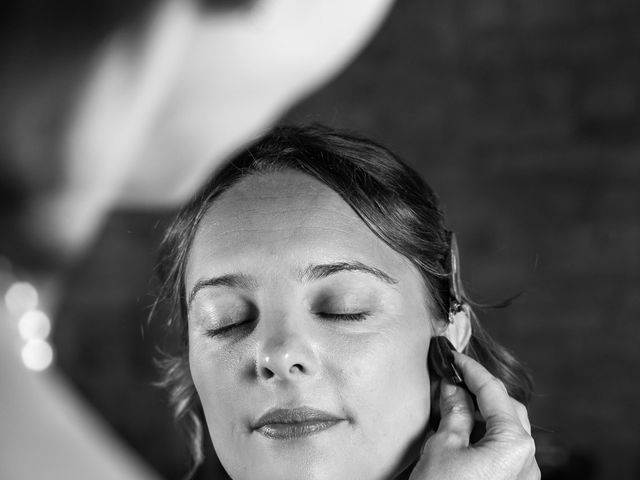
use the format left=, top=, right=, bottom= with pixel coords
left=410, top=352, right=540, bottom=480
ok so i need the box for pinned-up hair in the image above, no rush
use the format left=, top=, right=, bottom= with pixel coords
left=153, top=124, right=533, bottom=472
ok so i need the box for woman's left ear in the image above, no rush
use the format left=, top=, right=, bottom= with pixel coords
left=443, top=304, right=472, bottom=352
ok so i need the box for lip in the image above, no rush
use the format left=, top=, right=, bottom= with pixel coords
left=252, top=406, right=346, bottom=440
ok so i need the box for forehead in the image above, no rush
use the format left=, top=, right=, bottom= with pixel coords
left=185, top=170, right=418, bottom=287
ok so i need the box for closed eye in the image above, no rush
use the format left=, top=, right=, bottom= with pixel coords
left=317, top=312, right=370, bottom=322
left=205, top=319, right=254, bottom=338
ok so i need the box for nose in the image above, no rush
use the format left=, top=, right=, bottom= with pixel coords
left=256, top=323, right=319, bottom=382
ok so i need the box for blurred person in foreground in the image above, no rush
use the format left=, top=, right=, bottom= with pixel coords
left=1, top=0, right=393, bottom=268
left=154, top=125, right=540, bottom=480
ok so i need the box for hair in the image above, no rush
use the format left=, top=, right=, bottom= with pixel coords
left=153, top=124, right=533, bottom=472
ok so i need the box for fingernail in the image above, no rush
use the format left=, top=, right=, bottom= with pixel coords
left=441, top=381, right=459, bottom=399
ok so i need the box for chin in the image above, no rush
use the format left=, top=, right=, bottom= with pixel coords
left=223, top=451, right=410, bottom=480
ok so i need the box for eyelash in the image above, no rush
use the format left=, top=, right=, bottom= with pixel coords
left=205, top=320, right=252, bottom=338
left=318, top=312, right=370, bottom=322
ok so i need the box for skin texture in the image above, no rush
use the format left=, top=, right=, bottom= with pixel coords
left=185, top=171, right=441, bottom=480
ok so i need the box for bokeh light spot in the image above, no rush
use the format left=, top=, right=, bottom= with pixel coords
left=18, top=310, right=51, bottom=340
left=5, top=282, right=39, bottom=316
left=21, top=339, right=54, bottom=371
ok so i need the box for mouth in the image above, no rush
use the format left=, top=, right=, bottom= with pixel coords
left=251, top=406, right=346, bottom=440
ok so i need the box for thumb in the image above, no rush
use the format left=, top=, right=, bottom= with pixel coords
left=437, top=381, right=475, bottom=447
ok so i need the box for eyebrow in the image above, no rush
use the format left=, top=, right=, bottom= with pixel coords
left=188, top=261, right=398, bottom=309
left=300, top=261, right=399, bottom=285
left=188, top=274, right=257, bottom=309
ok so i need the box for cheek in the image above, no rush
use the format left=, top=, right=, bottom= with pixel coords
left=188, top=336, right=244, bottom=436
left=334, top=327, right=432, bottom=435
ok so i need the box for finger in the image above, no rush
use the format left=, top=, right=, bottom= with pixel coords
left=452, top=352, right=520, bottom=429
left=436, top=380, right=475, bottom=447
left=530, top=457, right=542, bottom=480
left=511, top=399, right=532, bottom=435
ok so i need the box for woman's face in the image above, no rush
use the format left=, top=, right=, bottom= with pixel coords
left=185, top=170, right=437, bottom=480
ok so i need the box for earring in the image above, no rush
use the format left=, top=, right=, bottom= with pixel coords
left=448, top=301, right=463, bottom=324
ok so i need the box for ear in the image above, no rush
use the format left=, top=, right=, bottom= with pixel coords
left=443, top=304, right=472, bottom=352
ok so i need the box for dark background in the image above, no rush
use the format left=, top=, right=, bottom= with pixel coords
left=4, top=1, right=639, bottom=479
